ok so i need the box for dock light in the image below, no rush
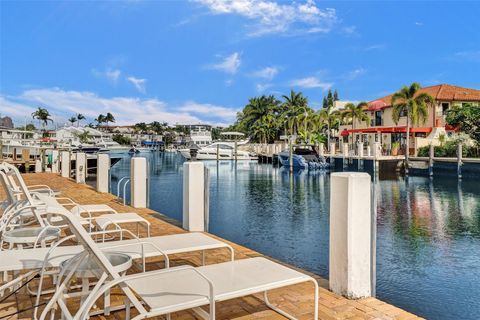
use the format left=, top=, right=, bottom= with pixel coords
left=188, top=142, right=200, bottom=161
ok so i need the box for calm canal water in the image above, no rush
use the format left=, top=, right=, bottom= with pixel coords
left=110, top=152, right=480, bottom=320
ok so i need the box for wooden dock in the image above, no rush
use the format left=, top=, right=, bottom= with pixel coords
left=0, top=173, right=424, bottom=319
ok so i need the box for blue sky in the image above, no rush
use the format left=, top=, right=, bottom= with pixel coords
left=1, top=0, right=479, bottom=127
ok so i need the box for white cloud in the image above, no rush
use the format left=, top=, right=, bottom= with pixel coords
left=415, top=22, right=423, bottom=26
left=454, top=50, right=480, bottom=62
left=341, top=25, right=357, bottom=35
left=195, top=0, right=338, bottom=37
left=127, top=76, right=147, bottom=93
left=92, top=68, right=122, bottom=84
left=0, top=88, right=236, bottom=127
left=345, top=68, right=366, bottom=80
left=209, top=52, right=241, bottom=74
left=225, top=79, right=234, bottom=87
left=289, top=76, right=332, bottom=90
left=252, top=66, right=279, bottom=80
left=179, top=101, right=238, bottom=120
left=256, top=83, right=272, bottom=92
left=362, top=44, right=386, bottom=51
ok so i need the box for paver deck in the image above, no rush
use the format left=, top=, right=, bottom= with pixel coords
left=0, top=173, right=423, bottom=320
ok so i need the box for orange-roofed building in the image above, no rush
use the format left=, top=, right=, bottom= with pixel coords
left=337, top=84, right=480, bottom=156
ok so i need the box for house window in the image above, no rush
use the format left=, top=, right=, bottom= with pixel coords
left=442, top=103, right=449, bottom=115
left=400, top=108, right=408, bottom=117
left=375, top=111, right=382, bottom=126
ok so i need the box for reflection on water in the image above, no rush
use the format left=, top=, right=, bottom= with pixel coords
left=110, top=152, right=480, bottom=320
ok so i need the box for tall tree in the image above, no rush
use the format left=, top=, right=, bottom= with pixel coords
left=105, top=112, right=115, bottom=127
left=341, top=102, right=369, bottom=145
left=31, top=107, right=52, bottom=136
left=318, top=104, right=340, bottom=149
left=333, top=89, right=339, bottom=101
left=96, top=114, right=106, bottom=127
left=281, top=90, right=311, bottom=136
left=68, top=116, right=77, bottom=126
left=391, top=83, right=435, bottom=171
left=76, top=113, right=85, bottom=127
left=322, top=96, right=328, bottom=109
left=327, top=89, right=333, bottom=108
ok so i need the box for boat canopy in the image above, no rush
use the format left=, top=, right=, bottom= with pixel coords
left=220, top=132, right=245, bottom=136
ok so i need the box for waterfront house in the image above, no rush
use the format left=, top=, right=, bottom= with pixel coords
left=176, top=124, right=213, bottom=146
left=338, top=84, right=480, bottom=155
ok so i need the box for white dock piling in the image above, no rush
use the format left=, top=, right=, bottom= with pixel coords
left=429, top=144, right=434, bottom=177
left=457, top=143, right=462, bottom=179
left=35, top=159, right=42, bottom=173
left=75, top=152, right=86, bottom=184
left=183, top=162, right=206, bottom=231
left=342, top=143, right=349, bottom=157
left=319, top=143, right=324, bottom=156
left=330, top=142, right=336, bottom=156
left=130, top=157, right=147, bottom=208
left=358, top=142, right=364, bottom=158
left=51, top=150, right=59, bottom=173
left=329, top=172, right=373, bottom=298
left=60, top=151, right=70, bottom=178
left=97, top=153, right=110, bottom=193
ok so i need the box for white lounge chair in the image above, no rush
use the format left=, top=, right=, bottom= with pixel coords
left=41, top=213, right=319, bottom=320
left=0, top=164, right=150, bottom=237
left=0, top=230, right=234, bottom=301
left=0, top=162, right=59, bottom=199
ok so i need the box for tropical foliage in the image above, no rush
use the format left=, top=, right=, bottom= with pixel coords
left=112, top=134, right=131, bottom=145
left=341, top=102, right=369, bottom=131
left=31, top=107, right=52, bottom=136
left=75, top=130, right=92, bottom=144
left=445, top=103, right=480, bottom=145
left=391, top=83, right=435, bottom=158
left=231, top=90, right=338, bottom=144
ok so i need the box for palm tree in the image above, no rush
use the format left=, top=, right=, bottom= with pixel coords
left=31, top=107, right=52, bottom=136
left=68, top=116, right=77, bottom=126
left=281, top=90, right=311, bottom=136
left=240, top=95, right=280, bottom=139
left=341, top=102, right=369, bottom=146
left=318, top=104, right=341, bottom=150
left=391, top=83, right=435, bottom=173
left=105, top=112, right=115, bottom=127
left=76, top=130, right=92, bottom=144
left=76, top=113, right=85, bottom=127
left=96, top=114, right=106, bottom=127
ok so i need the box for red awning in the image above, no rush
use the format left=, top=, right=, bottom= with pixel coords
left=340, top=129, right=350, bottom=136
left=346, top=126, right=432, bottom=134
left=368, top=100, right=387, bottom=111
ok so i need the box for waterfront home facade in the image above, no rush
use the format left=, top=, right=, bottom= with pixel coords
left=98, top=125, right=163, bottom=146
left=338, top=84, right=480, bottom=155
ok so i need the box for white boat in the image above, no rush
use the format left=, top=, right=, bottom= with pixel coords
left=179, top=142, right=257, bottom=160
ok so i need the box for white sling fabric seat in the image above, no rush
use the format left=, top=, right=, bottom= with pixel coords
left=125, top=257, right=314, bottom=315
left=0, top=232, right=233, bottom=273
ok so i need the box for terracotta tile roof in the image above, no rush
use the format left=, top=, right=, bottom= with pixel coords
left=370, top=84, right=480, bottom=107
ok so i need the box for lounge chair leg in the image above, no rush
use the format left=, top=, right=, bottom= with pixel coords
left=263, top=290, right=297, bottom=320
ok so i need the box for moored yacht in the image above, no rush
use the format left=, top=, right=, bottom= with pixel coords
left=179, top=141, right=257, bottom=160
left=278, top=145, right=329, bottom=170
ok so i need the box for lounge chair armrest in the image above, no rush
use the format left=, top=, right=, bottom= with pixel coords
left=79, top=266, right=215, bottom=320
left=27, top=184, right=53, bottom=191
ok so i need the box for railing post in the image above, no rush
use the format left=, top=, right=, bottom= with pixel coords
left=75, top=152, right=86, bottom=184
left=97, top=154, right=110, bottom=193
left=319, top=143, right=324, bottom=157
left=60, top=151, right=70, bottom=178
left=457, top=143, right=462, bottom=180
left=329, top=172, right=373, bottom=298
left=183, top=162, right=206, bottom=231
left=131, top=157, right=147, bottom=208
left=429, top=144, right=434, bottom=177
